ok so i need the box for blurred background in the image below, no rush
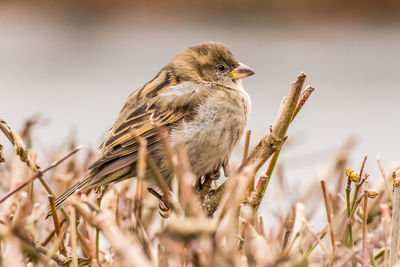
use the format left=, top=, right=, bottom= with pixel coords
left=1, top=1, right=399, bottom=225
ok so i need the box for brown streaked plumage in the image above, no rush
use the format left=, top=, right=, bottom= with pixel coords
left=47, top=41, right=255, bottom=216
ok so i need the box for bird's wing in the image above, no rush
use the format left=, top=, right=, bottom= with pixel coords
left=88, top=79, right=208, bottom=176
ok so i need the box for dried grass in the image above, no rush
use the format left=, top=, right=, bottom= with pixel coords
left=0, top=73, right=398, bottom=266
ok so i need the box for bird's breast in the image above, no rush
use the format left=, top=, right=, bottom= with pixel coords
left=169, top=88, right=250, bottom=177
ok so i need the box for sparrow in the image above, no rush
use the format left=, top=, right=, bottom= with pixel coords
left=49, top=41, right=255, bottom=214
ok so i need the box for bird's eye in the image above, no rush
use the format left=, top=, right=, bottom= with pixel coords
left=217, top=64, right=226, bottom=71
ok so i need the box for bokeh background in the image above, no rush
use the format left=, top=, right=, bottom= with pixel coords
left=1, top=1, right=399, bottom=226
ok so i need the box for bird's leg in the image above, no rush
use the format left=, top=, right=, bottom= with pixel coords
left=147, top=187, right=170, bottom=218
left=95, top=185, right=109, bottom=207
left=197, top=167, right=222, bottom=191
left=195, top=168, right=221, bottom=193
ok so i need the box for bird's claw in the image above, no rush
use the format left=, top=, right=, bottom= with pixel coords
left=159, top=199, right=170, bottom=219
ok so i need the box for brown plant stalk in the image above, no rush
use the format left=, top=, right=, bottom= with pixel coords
left=200, top=73, right=314, bottom=216
left=0, top=146, right=81, bottom=204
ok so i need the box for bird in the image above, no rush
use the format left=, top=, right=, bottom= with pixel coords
left=47, top=41, right=255, bottom=216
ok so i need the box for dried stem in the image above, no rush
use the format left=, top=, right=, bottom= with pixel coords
left=0, top=146, right=81, bottom=204
left=41, top=218, right=67, bottom=246
left=239, top=73, right=306, bottom=172
left=243, top=130, right=253, bottom=193
left=147, top=154, right=182, bottom=215
left=377, top=157, right=392, bottom=201
left=389, top=180, right=400, bottom=266
left=303, top=219, right=329, bottom=255
left=155, top=126, right=199, bottom=215
left=298, top=231, right=327, bottom=265
left=175, top=143, right=204, bottom=216
left=96, top=186, right=108, bottom=264
left=135, top=138, right=147, bottom=221
left=0, top=144, right=5, bottom=163
left=258, top=215, right=265, bottom=236
left=48, top=195, right=67, bottom=256
left=362, top=189, right=368, bottom=267
left=0, top=119, right=38, bottom=169
left=69, top=206, right=78, bottom=267
left=200, top=74, right=314, bottom=216
left=8, top=225, right=77, bottom=266
left=71, top=200, right=153, bottom=267
left=249, top=83, right=314, bottom=212
left=242, top=129, right=252, bottom=164
left=321, top=180, right=336, bottom=257
left=146, top=155, right=170, bottom=199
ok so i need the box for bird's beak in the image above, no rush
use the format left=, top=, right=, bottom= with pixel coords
left=230, top=62, right=255, bottom=79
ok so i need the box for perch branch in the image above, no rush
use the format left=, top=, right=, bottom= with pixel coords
left=200, top=73, right=312, bottom=216
left=239, top=73, right=306, bottom=172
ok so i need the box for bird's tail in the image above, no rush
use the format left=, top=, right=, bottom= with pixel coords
left=44, top=176, right=91, bottom=219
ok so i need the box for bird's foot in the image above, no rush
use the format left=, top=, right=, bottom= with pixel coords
left=147, top=187, right=171, bottom=218
left=158, top=199, right=171, bottom=219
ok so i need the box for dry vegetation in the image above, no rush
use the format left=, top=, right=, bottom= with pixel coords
left=0, top=73, right=399, bottom=266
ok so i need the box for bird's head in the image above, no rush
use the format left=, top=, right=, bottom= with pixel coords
left=170, top=41, right=255, bottom=89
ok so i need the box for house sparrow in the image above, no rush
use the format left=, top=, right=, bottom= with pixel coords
left=50, top=41, right=255, bottom=213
